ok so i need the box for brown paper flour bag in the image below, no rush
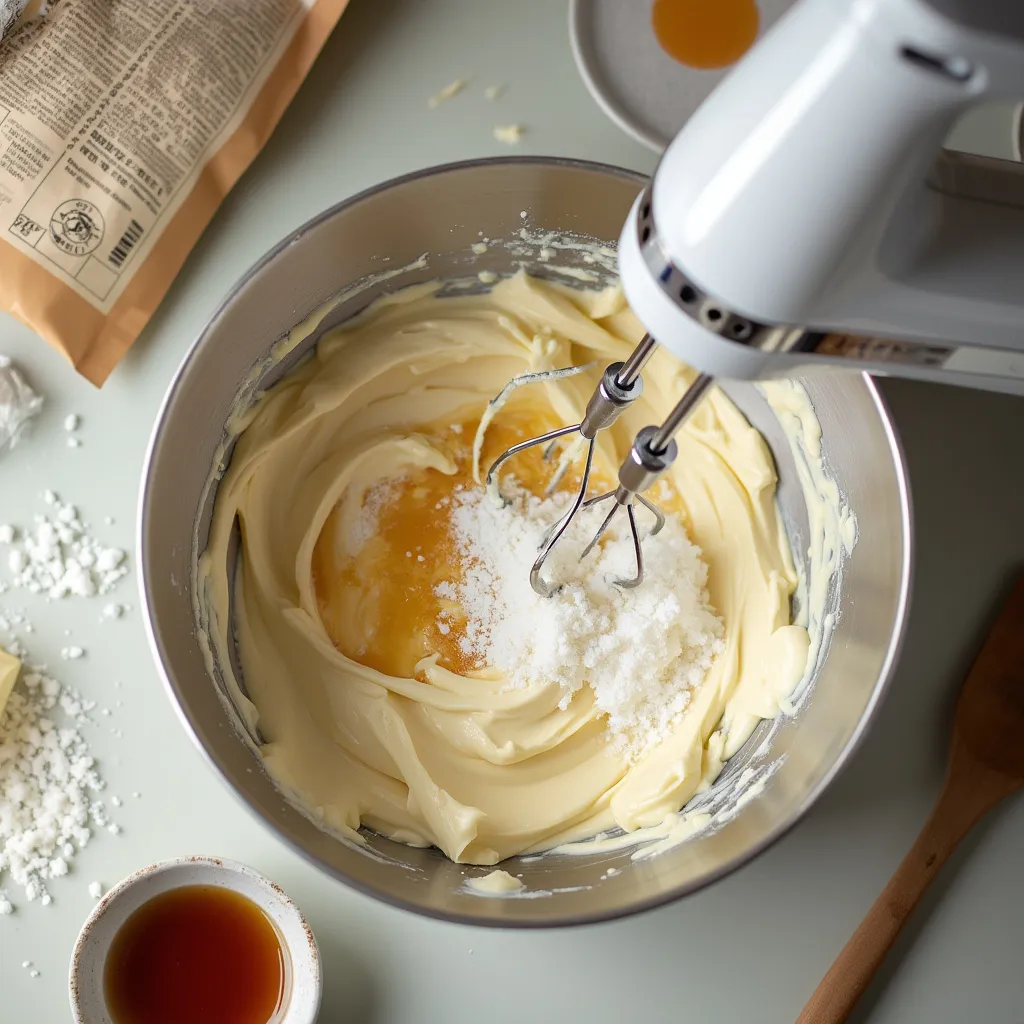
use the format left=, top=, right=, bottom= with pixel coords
left=0, top=0, right=349, bottom=384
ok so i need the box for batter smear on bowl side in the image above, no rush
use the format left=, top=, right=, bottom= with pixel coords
left=201, top=273, right=810, bottom=865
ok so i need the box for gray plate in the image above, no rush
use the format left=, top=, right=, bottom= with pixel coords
left=570, top=0, right=797, bottom=151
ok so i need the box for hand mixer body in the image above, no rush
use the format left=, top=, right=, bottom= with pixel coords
left=618, top=0, right=1024, bottom=394
left=491, top=0, right=1024, bottom=594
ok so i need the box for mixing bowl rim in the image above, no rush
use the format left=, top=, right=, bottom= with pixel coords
left=138, top=156, right=914, bottom=928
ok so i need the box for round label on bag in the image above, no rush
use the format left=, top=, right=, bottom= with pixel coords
left=50, top=199, right=105, bottom=257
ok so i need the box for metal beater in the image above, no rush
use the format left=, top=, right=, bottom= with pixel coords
left=485, top=333, right=712, bottom=597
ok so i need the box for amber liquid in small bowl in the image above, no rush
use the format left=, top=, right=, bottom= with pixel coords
left=104, top=885, right=286, bottom=1024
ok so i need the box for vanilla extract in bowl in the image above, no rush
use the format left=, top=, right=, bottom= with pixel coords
left=103, top=884, right=287, bottom=1024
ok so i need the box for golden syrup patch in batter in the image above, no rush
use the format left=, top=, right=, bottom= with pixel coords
left=312, top=402, right=609, bottom=679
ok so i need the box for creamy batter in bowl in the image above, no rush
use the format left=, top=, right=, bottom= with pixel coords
left=202, top=272, right=819, bottom=865
left=140, top=158, right=912, bottom=926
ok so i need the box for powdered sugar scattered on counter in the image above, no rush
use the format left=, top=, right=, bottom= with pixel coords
left=438, top=486, right=724, bottom=756
left=0, top=635, right=116, bottom=909
left=0, top=491, right=127, bottom=598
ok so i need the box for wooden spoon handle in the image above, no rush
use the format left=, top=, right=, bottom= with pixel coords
left=796, top=747, right=1015, bottom=1024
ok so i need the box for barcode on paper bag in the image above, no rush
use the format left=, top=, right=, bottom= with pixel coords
left=108, top=219, right=144, bottom=270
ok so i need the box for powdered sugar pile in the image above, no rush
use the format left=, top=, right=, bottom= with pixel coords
left=0, top=490, right=127, bottom=598
left=0, top=635, right=112, bottom=909
left=437, top=485, right=724, bottom=756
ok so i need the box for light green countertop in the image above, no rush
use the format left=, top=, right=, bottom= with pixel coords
left=1, top=2, right=1022, bottom=1021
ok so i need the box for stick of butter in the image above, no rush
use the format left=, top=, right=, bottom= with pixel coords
left=0, top=643, right=20, bottom=722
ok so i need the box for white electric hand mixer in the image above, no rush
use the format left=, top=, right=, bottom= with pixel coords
left=488, top=0, right=1024, bottom=596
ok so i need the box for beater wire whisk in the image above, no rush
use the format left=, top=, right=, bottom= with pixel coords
left=573, top=373, right=713, bottom=589
left=484, top=333, right=712, bottom=597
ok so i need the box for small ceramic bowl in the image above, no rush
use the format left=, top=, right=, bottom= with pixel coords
left=69, top=856, right=321, bottom=1024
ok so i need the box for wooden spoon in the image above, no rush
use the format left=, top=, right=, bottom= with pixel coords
left=797, top=573, right=1024, bottom=1024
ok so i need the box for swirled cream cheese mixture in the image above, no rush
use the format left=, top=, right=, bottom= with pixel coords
left=200, top=273, right=810, bottom=865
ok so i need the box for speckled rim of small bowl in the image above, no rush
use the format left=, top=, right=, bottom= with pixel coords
left=69, top=856, right=321, bottom=1024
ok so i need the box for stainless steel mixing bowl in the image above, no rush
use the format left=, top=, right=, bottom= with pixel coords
left=139, top=158, right=912, bottom=927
